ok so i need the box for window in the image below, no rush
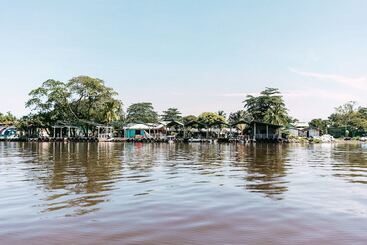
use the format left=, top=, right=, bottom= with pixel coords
left=135, top=130, right=141, bottom=135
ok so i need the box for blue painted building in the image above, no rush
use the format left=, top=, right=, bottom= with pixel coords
left=123, top=123, right=166, bottom=139
left=0, top=126, right=17, bottom=139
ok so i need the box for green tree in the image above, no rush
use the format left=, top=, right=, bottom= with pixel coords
left=228, top=110, right=251, bottom=134
left=126, top=102, right=159, bottom=123
left=217, top=110, right=227, bottom=119
left=161, top=108, right=182, bottom=121
left=243, top=87, right=289, bottom=125
left=15, top=115, right=44, bottom=133
left=26, top=79, right=72, bottom=126
left=26, top=76, right=122, bottom=127
left=197, top=112, right=226, bottom=126
left=67, top=76, right=123, bottom=124
left=309, top=118, right=329, bottom=134
left=328, top=101, right=367, bottom=130
left=228, top=110, right=251, bottom=125
left=183, top=115, right=197, bottom=124
left=0, top=112, right=17, bottom=125
left=182, top=115, right=198, bottom=129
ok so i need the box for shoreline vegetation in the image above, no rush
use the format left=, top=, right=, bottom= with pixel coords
left=1, top=75, right=367, bottom=143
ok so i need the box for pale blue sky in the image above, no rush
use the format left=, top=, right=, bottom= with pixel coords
left=1, top=0, right=367, bottom=121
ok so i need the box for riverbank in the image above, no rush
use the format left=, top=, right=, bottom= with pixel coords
left=1, top=137, right=365, bottom=144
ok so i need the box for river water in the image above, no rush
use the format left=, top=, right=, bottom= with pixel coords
left=0, top=142, right=366, bottom=244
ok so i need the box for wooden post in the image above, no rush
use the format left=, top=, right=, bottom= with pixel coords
left=266, top=125, right=269, bottom=139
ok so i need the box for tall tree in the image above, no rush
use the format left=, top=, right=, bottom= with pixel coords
left=25, top=76, right=123, bottom=127
left=183, top=115, right=197, bottom=124
left=228, top=110, right=251, bottom=134
left=328, top=101, right=367, bottom=130
left=161, top=108, right=182, bottom=121
left=26, top=79, right=72, bottom=126
left=197, top=112, right=226, bottom=126
left=217, top=110, right=227, bottom=119
left=182, top=115, right=198, bottom=128
left=243, top=87, right=289, bottom=125
left=228, top=110, right=251, bottom=125
left=67, top=76, right=123, bottom=124
left=126, top=102, right=159, bottom=123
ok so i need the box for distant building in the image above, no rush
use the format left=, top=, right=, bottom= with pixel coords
left=287, top=122, right=320, bottom=138
left=123, top=123, right=167, bottom=139
left=286, top=125, right=300, bottom=137
left=307, top=128, right=320, bottom=138
left=0, top=126, right=17, bottom=139
left=251, top=121, right=282, bottom=140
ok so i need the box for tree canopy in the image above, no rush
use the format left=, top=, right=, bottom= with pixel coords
left=17, top=80, right=367, bottom=138
left=0, top=112, right=17, bottom=125
left=126, top=102, right=159, bottom=123
left=328, top=101, right=367, bottom=130
left=228, top=110, right=251, bottom=125
left=25, top=76, right=123, bottom=128
left=68, top=76, right=123, bottom=123
left=309, top=118, right=329, bottom=134
left=217, top=110, right=227, bottom=119
left=197, top=112, right=226, bottom=127
left=181, top=115, right=198, bottom=128
left=161, top=108, right=182, bottom=121
left=243, top=87, right=289, bottom=125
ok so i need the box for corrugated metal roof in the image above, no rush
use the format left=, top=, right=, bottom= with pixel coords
left=123, top=123, right=165, bottom=130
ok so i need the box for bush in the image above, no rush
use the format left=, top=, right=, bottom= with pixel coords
left=299, top=137, right=309, bottom=143
left=311, top=138, right=322, bottom=144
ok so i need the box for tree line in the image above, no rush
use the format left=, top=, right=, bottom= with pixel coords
left=1, top=75, right=367, bottom=136
left=309, top=101, right=367, bottom=136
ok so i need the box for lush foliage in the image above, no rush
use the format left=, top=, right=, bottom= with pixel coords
left=68, top=76, right=123, bottom=123
left=15, top=81, right=367, bottom=139
left=161, top=108, right=182, bottom=121
left=182, top=115, right=198, bottom=128
left=309, top=118, right=329, bottom=134
left=26, top=76, right=123, bottom=127
left=183, top=115, right=197, bottom=123
left=197, top=112, right=226, bottom=126
left=243, top=87, right=289, bottom=125
left=0, top=112, right=17, bottom=125
left=328, top=101, right=367, bottom=130
left=126, top=102, right=159, bottom=123
left=228, top=110, right=251, bottom=133
left=228, top=110, right=251, bottom=125
left=217, top=111, right=227, bottom=119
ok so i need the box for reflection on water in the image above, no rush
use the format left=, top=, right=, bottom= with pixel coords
left=1, top=142, right=367, bottom=244
left=231, top=144, right=289, bottom=199
left=331, top=144, right=367, bottom=184
left=21, top=143, right=123, bottom=216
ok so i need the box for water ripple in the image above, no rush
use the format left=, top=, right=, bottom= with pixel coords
left=1, top=142, right=367, bottom=244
